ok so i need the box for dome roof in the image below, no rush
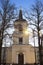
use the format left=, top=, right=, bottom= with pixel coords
left=15, top=19, right=26, bottom=22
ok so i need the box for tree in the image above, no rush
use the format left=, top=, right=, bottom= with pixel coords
left=29, top=0, right=43, bottom=65
left=0, top=0, right=16, bottom=63
left=24, top=0, right=43, bottom=65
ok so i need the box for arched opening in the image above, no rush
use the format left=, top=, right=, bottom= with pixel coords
left=18, top=53, right=24, bottom=64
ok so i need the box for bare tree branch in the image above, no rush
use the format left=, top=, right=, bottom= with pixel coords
left=0, top=0, right=16, bottom=63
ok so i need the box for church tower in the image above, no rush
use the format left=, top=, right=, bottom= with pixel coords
left=13, top=9, right=29, bottom=45
left=12, top=9, right=35, bottom=64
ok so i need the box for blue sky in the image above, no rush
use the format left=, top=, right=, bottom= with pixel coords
left=10, top=0, right=43, bottom=10
left=10, top=0, right=35, bottom=9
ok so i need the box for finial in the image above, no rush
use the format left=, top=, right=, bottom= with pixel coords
left=20, top=6, right=22, bottom=10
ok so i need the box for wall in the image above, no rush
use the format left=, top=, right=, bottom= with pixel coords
left=12, top=44, right=35, bottom=64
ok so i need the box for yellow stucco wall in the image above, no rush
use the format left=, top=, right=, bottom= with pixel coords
left=6, top=45, right=35, bottom=64
left=6, top=47, right=12, bottom=63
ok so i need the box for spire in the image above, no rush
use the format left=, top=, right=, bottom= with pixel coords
left=19, top=9, right=23, bottom=19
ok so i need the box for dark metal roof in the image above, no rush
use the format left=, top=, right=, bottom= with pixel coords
left=19, top=9, right=23, bottom=19
left=15, top=19, right=26, bottom=22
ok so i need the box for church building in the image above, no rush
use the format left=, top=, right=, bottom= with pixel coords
left=2, top=10, right=35, bottom=65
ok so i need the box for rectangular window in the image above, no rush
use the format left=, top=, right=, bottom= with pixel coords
left=19, top=24, right=23, bottom=32
left=19, top=38, right=23, bottom=44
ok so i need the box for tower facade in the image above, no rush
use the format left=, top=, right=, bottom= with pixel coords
left=12, top=10, right=35, bottom=64
left=13, top=10, right=29, bottom=45
left=4, top=10, right=35, bottom=64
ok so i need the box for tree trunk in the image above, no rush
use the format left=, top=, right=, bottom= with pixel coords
left=38, top=30, right=42, bottom=65
left=0, top=39, right=2, bottom=64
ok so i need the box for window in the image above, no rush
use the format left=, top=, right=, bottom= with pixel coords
left=19, top=28, right=22, bottom=31
left=19, top=38, right=23, bottom=44
left=18, top=53, right=24, bottom=64
left=18, top=24, right=23, bottom=32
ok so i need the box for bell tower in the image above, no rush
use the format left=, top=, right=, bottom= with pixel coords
left=13, top=9, right=29, bottom=45
left=12, top=9, right=35, bottom=64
